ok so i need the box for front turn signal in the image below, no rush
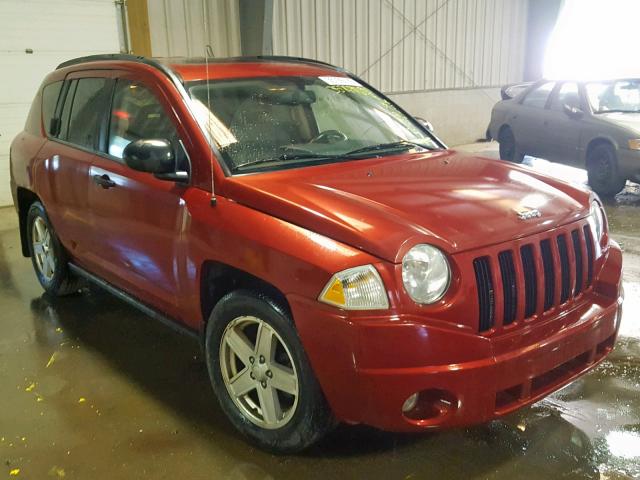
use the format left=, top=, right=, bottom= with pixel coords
left=318, top=265, right=389, bottom=310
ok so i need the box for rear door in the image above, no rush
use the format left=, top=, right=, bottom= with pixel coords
left=511, top=81, right=555, bottom=157
left=37, top=72, right=114, bottom=267
left=87, top=72, right=191, bottom=319
left=542, top=82, right=585, bottom=164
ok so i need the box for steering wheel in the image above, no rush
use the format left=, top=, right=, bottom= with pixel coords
left=310, top=129, right=348, bottom=144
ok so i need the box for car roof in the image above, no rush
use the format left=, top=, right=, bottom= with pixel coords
left=56, top=54, right=346, bottom=82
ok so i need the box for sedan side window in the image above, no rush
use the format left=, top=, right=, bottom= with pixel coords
left=522, top=82, right=555, bottom=109
left=551, top=82, right=581, bottom=111
left=107, top=80, right=186, bottom=169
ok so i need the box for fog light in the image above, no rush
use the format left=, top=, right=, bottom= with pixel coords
left=402, top=393, right=419, bottom=413
left=402, top=389, right=458, bottom=424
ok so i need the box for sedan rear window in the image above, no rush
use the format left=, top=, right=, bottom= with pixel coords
left=521, top=82, right=555, bottom=108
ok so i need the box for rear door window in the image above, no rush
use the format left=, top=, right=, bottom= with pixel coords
left=551, top=82, right=581, bottom=111
left=65, top=78, right=112, bottom=149
left=522, top=82, right=555, bottom=108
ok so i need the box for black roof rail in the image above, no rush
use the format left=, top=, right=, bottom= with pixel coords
left=57, top=53, right=342, bottom=72
left=56, top=53, right=150, bottom=70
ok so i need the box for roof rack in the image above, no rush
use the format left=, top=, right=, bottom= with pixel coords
left=56, top=53, right=342, bottom=72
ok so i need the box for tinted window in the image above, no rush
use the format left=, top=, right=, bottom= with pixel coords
left=187, top=76, right=438, bottom=174
left=552, top=82, right=581, bottom=111
left=58, top=81, right=77, bottom=140
left=522, top=82, right=555, bottom=108
left=107, top=80, right=185, bottom=167
left=42, top=81, right=63, bottom=136
left=66, top=78, right=111, bottom=149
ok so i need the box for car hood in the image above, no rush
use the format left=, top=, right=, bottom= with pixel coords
left=597, top=112, right=640, bottom=133
left=225, top=150, right=591, bottom=263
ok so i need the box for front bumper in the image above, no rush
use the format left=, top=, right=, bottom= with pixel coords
left=289, top=243, right=623, bottom=432
left=617, top=147, right=640, bottom=181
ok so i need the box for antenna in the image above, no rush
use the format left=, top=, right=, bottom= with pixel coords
left=203, top=2, right=216, bottom=207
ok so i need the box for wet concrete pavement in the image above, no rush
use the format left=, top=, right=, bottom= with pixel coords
left=1, top=143, right=640, bottom=479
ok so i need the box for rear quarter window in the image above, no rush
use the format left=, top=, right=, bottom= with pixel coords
left=42, top=81, right=63, bottom=136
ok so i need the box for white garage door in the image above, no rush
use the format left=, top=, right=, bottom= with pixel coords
left=0, top=0, right=122, bottom=206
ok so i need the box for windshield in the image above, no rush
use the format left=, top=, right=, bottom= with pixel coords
left=187, top=76, right=440, bottom=173
left=586, top=79, right=640, bottom=113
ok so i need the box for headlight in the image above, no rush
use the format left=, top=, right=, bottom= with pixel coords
left=402, top=244, right=451, bottom=304
left=318, top=265, right=389, bottom=310
left=628, top=139, right=640, bottom=150
left=590, top=200, right=605, bottom=241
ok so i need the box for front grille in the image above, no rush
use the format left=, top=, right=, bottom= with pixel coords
left=471, top=220, right=597, bottom=333
left=473, top=257, right=495, bottom=332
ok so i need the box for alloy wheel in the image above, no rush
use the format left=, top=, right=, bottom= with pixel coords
left=32, top=217, right=55, bottom=282
left=219, top=315, right=299, bottom=429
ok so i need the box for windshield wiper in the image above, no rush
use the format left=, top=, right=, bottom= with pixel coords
left=233, top=152, right=339, bottom=172
left=341, top=140, right=431, bottom=158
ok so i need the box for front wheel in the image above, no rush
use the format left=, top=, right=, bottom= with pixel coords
left=205, top=290, right=334, bottom=453
left=587, top=143, right=627, bottom=197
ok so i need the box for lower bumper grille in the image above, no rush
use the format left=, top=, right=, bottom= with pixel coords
left=471, top=219, right=596, bottom=333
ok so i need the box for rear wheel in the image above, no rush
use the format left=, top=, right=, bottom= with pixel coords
left=498, top=126, right=524, bottom=163
left=205, top=290, right=334, bottom=453
left=587, top=143, right=626, bottom=197
left=26, top=202, right=85, bottom=296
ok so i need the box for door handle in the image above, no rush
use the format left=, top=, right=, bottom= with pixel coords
left=92, top=174, right=116, bottom=189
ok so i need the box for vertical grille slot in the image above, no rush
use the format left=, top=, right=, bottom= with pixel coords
left=498, top=251, right=517, bottom=325
left=557, top=235, right=571, bottom=303
left=520, top=245, right=537, bottom=318
left=473, top=257, right=495, bottom=332
left=583, top=225, right=594, bottom=286
left=540, top=239, right=555, bottom=311
left=571, top=229, right=584, bottom=295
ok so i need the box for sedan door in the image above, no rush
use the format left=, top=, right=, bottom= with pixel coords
left=540, top=82, right=585, bottom=165
left=511, top=81, right=555, bottom=157
left=87, top=74, right=191, bottom=319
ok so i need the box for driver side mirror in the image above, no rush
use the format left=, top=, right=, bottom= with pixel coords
left=414, top=116, right=434, bottom=132
left=123, top=139, right=187, bottom=182
left=563, top=104, right=584, bottom=119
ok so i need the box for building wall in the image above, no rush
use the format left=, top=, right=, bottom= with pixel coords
left=147, top=0, right=241, bottom=58
left=272, top=0, right=529, bottom=145
left=0, top=0, right=122, bottom=207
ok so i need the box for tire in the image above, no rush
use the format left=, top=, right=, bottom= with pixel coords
left=26, top=201, right=85, bottom=296
left=205, top=290, right=334, bottom=453
left=498, top=126, right=524, bottom=163
left=587, top=143, right=627, bottom=197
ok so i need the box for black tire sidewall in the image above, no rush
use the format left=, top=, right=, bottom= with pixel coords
left=587, top=144, right=626, bottom=197
left=204, top=290, right=331, bottom=453
left=26, top=202, right=68, bottom=294
left=499, top=127, right=523, bottom=163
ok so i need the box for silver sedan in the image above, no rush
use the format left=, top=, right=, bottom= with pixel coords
left=488, top=79, right=640, bottom=197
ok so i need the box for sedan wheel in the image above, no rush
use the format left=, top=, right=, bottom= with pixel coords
left=219, top=315, right=299, bottom=429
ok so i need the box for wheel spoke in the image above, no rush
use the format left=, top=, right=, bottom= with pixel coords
left=225, top=328, right=255, bottom=364
left=34, top=219, right=45, bottom=241
left=44, top=253, right=55, bottom=278
left=257, top=385, right=282, bottom=424
left=269, top=363, right=297, bottom=395
left=227, top=368, right=255, bottom=398
left=255, top=323, right=276, bottom=362
left=33, top=242, right=44, bottom=255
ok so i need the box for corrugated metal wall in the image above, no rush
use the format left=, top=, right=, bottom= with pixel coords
left=272, top=0, right=528, bottom=94
left=147, top=0, right=241, bottom=57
